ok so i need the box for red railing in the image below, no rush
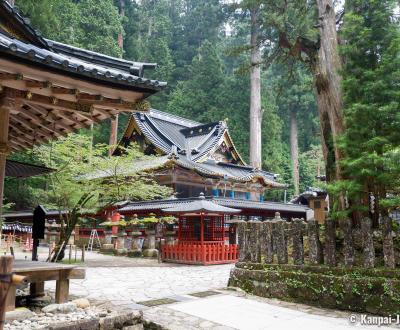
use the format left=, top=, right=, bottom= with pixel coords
left=161, top=242, right=238, bottom=265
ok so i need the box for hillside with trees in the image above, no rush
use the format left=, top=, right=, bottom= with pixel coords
left=6, top=0, right=399, bottom=221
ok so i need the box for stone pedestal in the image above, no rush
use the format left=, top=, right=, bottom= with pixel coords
left=128, top=231, right=143, bottom=257
left=143, top=229, right=158, bottom=258
left=116, top=232, right=127, bottom=250
left=101, top=243, right=114, bottom=252
left=165, top=230, right=175, bottom=244
left=104, top=229, right=113, bottom=244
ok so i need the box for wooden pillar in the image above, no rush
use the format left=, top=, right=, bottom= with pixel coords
left=0, top=256, right=13, bottom=327
left=30, top=282, right=45, bottom=298
left=55, top=278, right=70, bottom=304
left=200, top=214, right=205, bottom=263
left=108, top=114, right=119, bottom=156
left=178, top=216, right=182, bottom=241
left=0, top=98, right=11, bottom=226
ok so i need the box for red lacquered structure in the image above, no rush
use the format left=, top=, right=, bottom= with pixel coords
left=161, top=193, right=241, bottom=265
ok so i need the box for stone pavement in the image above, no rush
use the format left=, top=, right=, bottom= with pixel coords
left=19, top=251, right=400, bottom=330
left=45, top=251, right=232, bottom=304
left=143, top=290, right=398, bottom=330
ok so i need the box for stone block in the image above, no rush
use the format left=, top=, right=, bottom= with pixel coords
left=5, top=308, right=35, bottom=323
left=142, top=249, right=158, bottom=258
left=122, top=325, right=144, bottom=330
left=72, top=298, right=90, bottom=309
left=48, top=319, right=99, bottom=330
left=99, top=311, right=143, bottom=330
left=127, top=251, right=143, bottom=258
left=42, top=302, right=77, bottom=314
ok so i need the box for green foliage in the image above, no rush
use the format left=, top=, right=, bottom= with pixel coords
left=167, top=40, right=226, bottom=122
left=16, top=0, right=123, bottom=57
left=335, top=0, right=400, bottom=215
left=32, top=134, right=171, bottom=212
left=10, top=0, right=324, bottom=206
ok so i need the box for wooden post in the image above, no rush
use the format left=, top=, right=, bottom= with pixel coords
left=68, top=244, right=72, bottom=262
left=0, top=98, right=11, bottom=236
left=108, top=115, right=119, bottom=156
left=30, top=282, right=45, bottom=298
left=200, top=214, right=205, bottom=263
left=55, top=270, right=69, bottom=304
left=81, top=245, right=85, bottom=262
left=0, top=256, right=13, bottom=328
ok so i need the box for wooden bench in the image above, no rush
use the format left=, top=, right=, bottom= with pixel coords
left=6, top=261, right=85, bottom=312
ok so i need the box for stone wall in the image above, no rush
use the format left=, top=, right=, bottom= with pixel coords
left=229, top=263, right=400, bottom=316
left=236, top=213, right=399, bottom=268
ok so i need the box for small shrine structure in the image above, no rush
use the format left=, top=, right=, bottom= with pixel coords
left=161, top=193, right=240, bottom=265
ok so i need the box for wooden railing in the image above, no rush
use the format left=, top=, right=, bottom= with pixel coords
left=161, top=242, right=238, bottom=265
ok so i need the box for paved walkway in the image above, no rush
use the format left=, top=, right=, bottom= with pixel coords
left=144, top=291, right=397, bottom=330
left=44, top=251, right=232, bottom=304
left=17, top=250, right=398, bottom=330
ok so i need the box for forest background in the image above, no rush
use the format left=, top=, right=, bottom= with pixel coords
left=6, top=0, right=326, bottom=210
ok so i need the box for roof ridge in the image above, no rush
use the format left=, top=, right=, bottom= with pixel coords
left=149, top=109, right=202, bottom=127
left=47, top=39, right=157, bottom=77
left=2, top=1, right=49, bottom=49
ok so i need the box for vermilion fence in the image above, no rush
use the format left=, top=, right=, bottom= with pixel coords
left=161, top=241, right=238, bottom=265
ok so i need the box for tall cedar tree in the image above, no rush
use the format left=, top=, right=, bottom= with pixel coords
left=338, top=0, right=400, bottom=218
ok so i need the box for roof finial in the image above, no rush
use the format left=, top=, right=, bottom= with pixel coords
left=168, top=145, right=178, bottom=159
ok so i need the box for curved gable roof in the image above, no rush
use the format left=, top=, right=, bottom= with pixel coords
left=117, top=109, right=246, bottom=164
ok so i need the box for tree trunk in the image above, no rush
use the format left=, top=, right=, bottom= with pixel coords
left=290, top=109, right=300, bottom=195
left=108, top=0, right=125, bottom=157
left=249, top=6, right=262, bottom=170
left=312, top=0, right=345, bottom=188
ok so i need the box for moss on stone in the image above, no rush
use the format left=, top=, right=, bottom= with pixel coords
left=230, top=262, right=400, bottom=316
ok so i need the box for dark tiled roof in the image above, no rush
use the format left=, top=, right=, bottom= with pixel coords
left=0, top=2, right=166, bottom=93
left=129, top=109, right=226, bottom=161
left=5, top=160, right=54, bottom=178
left=0, top=2, right=49, bottom=48
left=87, top=154, right=283, bottom=187
left=290, top=187, right=328, bottom=205
left=119, top=196, right=311, bottom=215
left=161, top=194, right=241, bottom=214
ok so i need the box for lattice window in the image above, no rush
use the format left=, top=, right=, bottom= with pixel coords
left=204, top=216, right=224, bottom=241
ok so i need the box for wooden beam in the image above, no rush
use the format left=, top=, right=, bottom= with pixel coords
left=0, top=59, right=144, bottom=102
left=53, top=111, right=90, bottom=129
left=8, top=140, right=23, bottom=151
left=8, top=134, right=30, bottom=149
left=54, top=108, right=102, bottom=124
left=24, top=101, right=100, bottom=125
left=92, top=107, right=114, bottom=118
left=9, top=132, right=34, bottom=147
left=10, top=116, right=56, bottom=141
left=25, top=103, right=76, bottom=133
left=8, top=122, right=47, bottom=144
left=0, top=73, right=23, bottom=81
left=18, top=109, right=64, bottom=138
left=26, top=80, right=52, bottom=89
left=52, top=86, right=79, bottom=95
left=9, top=144, right=21, bottom=152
